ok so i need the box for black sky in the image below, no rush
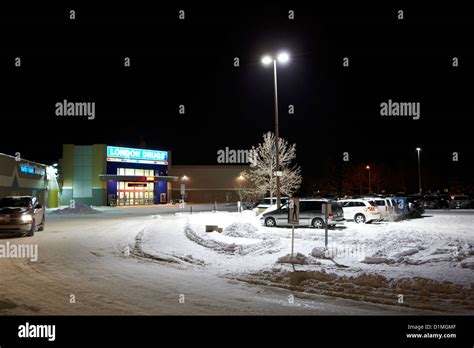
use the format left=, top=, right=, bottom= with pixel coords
left=1, top=2, right=473, bottom=193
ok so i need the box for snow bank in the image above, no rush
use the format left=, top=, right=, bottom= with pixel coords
left=223, top=222, right=259, bottom=238
left=241, top=269, right=474, bottom=313
left=185, top=223, right=279, bottom=255
left=50, top=203, right=101, bottom=215
left=277, top=253, right=321, bottom=265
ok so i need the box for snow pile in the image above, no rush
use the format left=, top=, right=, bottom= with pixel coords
left=50, top=203, right=101, bottom=215
left=277, top=253, right=320, bottom=265
left=361, top=256, right=394, bottom=265
left=311, top=247, right=329, bottom=259
left=185, top=223, right=279, bottom=255
left=223, top=222, right=259, bottom=238
left=241, top=269, right=474, bottom=313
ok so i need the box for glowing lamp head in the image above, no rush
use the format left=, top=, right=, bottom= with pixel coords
left=277, top=52, right=290, bottom=63
left=416, top=147, right=421, bottom=151
left=261, top=55, right=273, bottom=65
left=366, top=166, right=370, bottom=170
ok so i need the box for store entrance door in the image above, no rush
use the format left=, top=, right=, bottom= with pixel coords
left=117, top=182, right=154, bottom=206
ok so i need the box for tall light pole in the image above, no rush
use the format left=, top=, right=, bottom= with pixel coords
left=366, top=166, right=371, bottom=194
left=262, top=52, right=290, bottom=209
left=416, top=148, right=422, bottom=194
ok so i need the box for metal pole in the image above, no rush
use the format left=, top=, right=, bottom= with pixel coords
left=291, top=225, right=294, bottom=257
left=273, top=59, right=281, bottom=210
left=368, top=168, right=371, bottom=194
left=417, top=150, right=422, bottom=194
left=325, top=208, right=328, bottom=248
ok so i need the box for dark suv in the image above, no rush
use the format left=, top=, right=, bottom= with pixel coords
left=260, top=199, right=345, bottom=228
left=449, top=195, right=471, bottom=209
left=406, top=196, right=425, bottom=217
left=0, top=196, right=45, bottom=237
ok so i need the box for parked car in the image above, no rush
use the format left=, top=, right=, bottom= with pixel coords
left=406, top=195, right=425, bottom=217
left=422, top=195, right=438, bottom=209
left=449, top=195, right=470, bottom=209
left=0, top=196, right=45, bottom=237
left=436, top=194, right=451, bottom=209
left=362, top=197, right=398, bottom=220
left=254, top=197, right=288, bottom=214
left=260, top=199, right=344, bottom=228
left=338, top=199, right=381, bottom=224
left=423, top=194, right=453, bottom=209
left=394, top=196, right=409, bottom=216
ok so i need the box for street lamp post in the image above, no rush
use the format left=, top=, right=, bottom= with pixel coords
left=366, top=166, right=371, bottom=194
left=416, top=148, right=422, bottom=194
left=262, top=52, right=289, bottom=210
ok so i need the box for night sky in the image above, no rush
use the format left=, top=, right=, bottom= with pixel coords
left=1, top=3, right=473, bottom=194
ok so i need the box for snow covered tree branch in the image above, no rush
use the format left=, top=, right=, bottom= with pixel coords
left=241, top=131, right=302, bottom=199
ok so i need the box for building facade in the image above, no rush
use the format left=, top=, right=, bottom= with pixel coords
left=169, top=165, right=251, bottom=203
left=61, top=144, right=177, bottom=206
left=0, top=153, right=59, bottom=207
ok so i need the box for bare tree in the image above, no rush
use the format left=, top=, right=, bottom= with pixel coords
left=242, top=132, right=302, bottom=199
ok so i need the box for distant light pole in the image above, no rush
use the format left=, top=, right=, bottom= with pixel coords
left=416, top=148, right=422, bottom=194
left=366, top=166, right=371, bottom=194
left=262, top=51, right=290, bottom=209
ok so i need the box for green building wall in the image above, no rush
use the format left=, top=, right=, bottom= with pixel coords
left=61, top=144, right=107, bottom=206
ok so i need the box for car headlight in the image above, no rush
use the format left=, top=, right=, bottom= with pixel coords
left=21, top=214, right=33, bottom=223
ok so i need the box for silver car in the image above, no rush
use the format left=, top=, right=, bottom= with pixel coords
left=260, top=199, right=345, bottom=228
left=0, top=196, right=45, bottom=237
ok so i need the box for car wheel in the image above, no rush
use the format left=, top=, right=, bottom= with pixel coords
left=312, top=218, right=325, bottom=229
left=354, top=214, right=366, bottom=224
left=38, top=215, right=45, bottom=231
left=265, top=217, right=276, bottom=227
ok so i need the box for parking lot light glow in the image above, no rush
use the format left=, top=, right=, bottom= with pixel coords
left=181, top=175, right=189, bottom=181
left=416, top=147, right=421, bottom=151
left=277, top=52, right=289, bottom=63
left=261, top=55, right=273, bottom=65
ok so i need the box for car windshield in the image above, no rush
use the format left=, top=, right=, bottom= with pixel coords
left=0, top=197, right=32, bottom=208
left=367, top=201, right=376, bottom=206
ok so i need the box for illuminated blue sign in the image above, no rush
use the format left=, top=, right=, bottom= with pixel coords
left=106, top=146, right=168, bottom=164
left=20, top=164, right=45, bottom=176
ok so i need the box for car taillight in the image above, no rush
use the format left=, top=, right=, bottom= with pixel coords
left=367, top=206, right=376, bottom=212
left=328, top=212, right=334, bottom=218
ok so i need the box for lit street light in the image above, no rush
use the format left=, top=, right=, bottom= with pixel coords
left=366, top=166, right=371, bottom=194
left=261, top=51, right=290, bottom=209
left=416, top=148, right=422, bottom=194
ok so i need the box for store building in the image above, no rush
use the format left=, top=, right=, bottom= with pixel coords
left=61, top=144, right=178, bottom=206
left=169, top=165, right=251, bottom=203
left=0, top=152, right=59, bottom=207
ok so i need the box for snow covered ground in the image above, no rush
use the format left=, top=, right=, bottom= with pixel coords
left=138, top=210, right=474, bottom=313
left=3, top=207, right=429, bottom=315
